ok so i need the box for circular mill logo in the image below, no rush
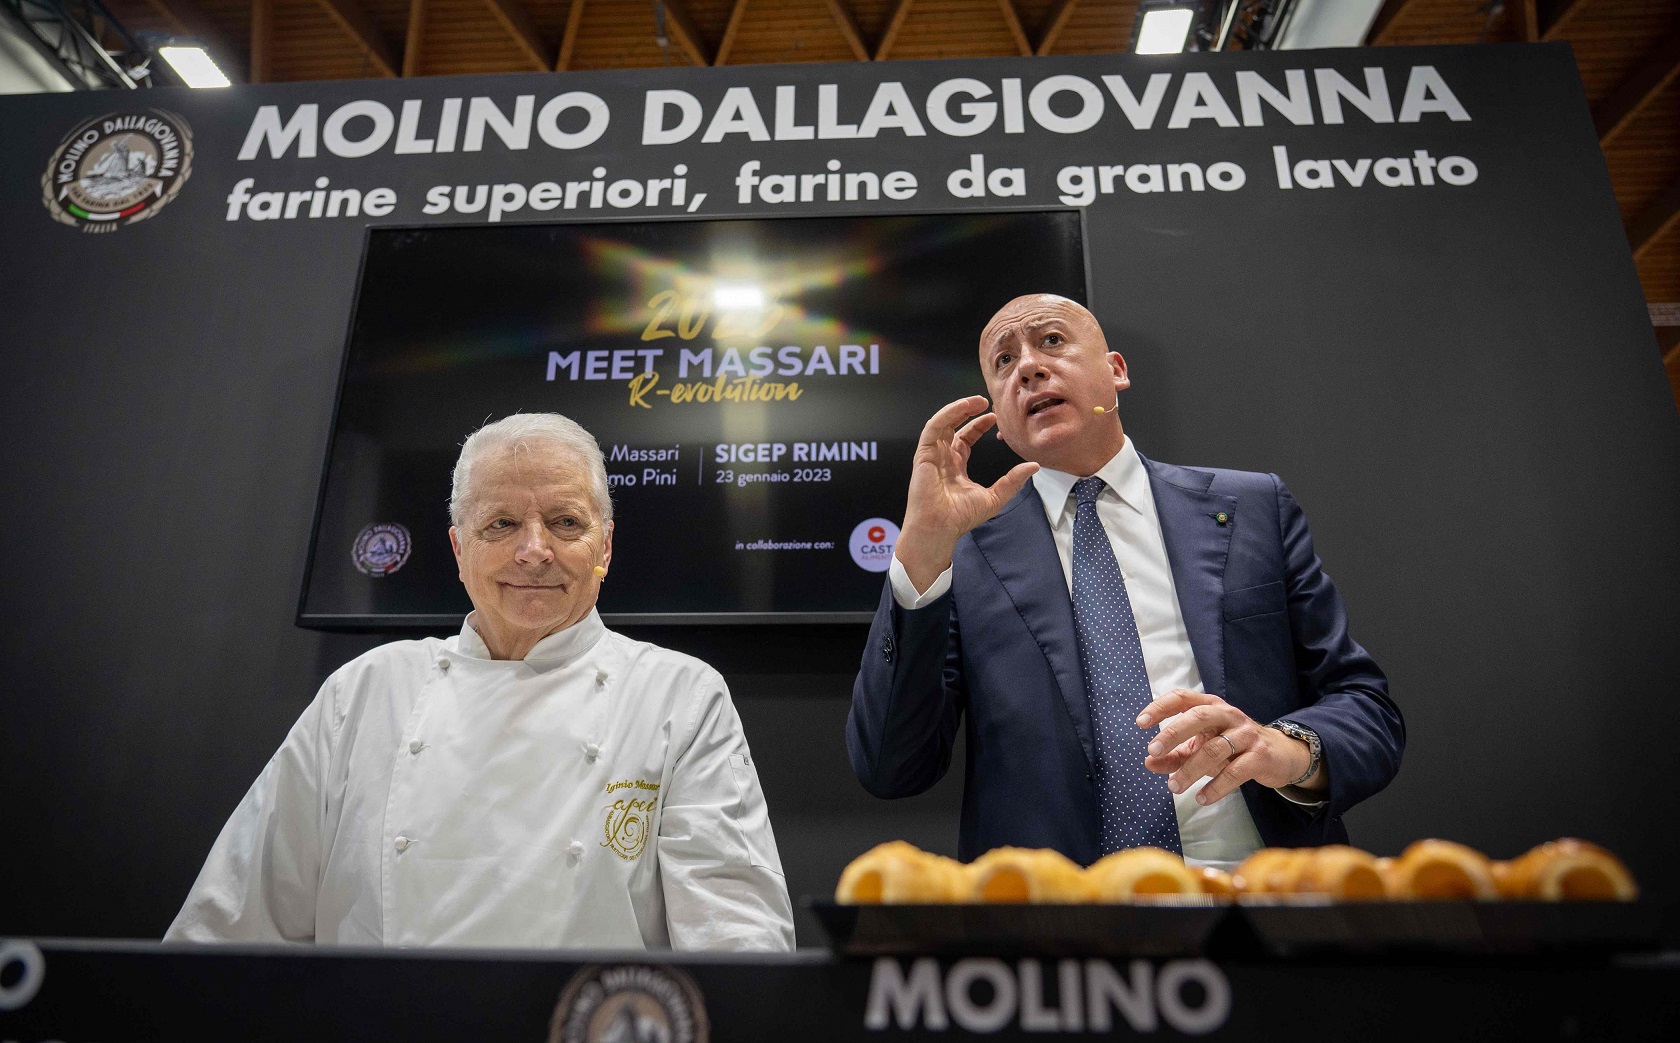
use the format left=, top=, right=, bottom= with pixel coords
left=550, top=964, right=708, bottom=1043
left=42, top=110, right=193, bottom=233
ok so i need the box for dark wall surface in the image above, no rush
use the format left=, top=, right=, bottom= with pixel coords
left=2, top=43, right=1678, bottom=946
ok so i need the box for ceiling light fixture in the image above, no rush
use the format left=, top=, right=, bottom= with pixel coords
left=158, top=45, right=231, bottom=87
left=1133, top=4, right=1198, bottom=54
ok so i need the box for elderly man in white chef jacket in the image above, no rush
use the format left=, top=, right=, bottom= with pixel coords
left=166, top=413, right=795, bottom=950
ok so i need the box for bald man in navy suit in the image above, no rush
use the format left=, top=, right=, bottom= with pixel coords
left=847, top=295, right=1403, bottom=869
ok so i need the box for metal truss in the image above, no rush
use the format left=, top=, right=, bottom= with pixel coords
left=1203, top=0, right=1299, bottom=50
left=0, top=0, right=152, bottom=88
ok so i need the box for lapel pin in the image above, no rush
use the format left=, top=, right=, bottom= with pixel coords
left=1213, top=511, right=1230, bottom=526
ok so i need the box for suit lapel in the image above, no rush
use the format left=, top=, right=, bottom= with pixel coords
left=1142, top=455, right=1237, bottom=699
left=971, top=484, right=1096, bottom=771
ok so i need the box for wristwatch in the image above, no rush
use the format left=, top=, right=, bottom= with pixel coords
left=1267, top=719, right=1322, bottom=788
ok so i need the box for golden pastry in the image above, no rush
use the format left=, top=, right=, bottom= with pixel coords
left=1497, top=838, right=1638, bottom=901
left=1085, top=847, right=1203, bottom=901
left=835, top=841, right=965, bottom=903
left=966, top=846, right=1087, bottom=903
left=1295, top=845, right=1388, bottom=900
left=1383, top=839, right=1498, bottom=900
left=1195, top=866, right=1237, bottom=899
left=1232, top=848, right=1313, bottom=895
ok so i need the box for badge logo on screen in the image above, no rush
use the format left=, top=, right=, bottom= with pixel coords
left=849, top=517, right=900, bottom=573
left=40, top=110, right=193, bottom=233
left=353, top=523, right=412, bottom=577
left=550, top=964, right=708, bottom=1043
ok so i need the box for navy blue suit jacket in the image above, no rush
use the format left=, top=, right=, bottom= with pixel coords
left=846, top=455, right=1404, bottom=865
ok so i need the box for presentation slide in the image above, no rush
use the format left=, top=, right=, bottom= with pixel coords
left=300, top=210, right=1087, bottom=624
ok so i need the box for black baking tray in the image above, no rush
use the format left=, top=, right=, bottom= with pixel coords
left=1236, top=899, right=1664, bottom=955
left=808, top=900, right=1229, bottom=956
left=808, top=899, right=1663, bottom=957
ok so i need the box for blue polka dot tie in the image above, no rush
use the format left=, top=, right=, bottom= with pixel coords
left=1070, top=476, right=1182, bottom=856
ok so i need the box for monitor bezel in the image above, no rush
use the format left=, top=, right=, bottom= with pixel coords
left=296, top=205, right=1093, bottom=631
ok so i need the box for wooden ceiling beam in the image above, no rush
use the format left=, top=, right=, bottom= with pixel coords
left=995, top=0, right=1029, bottom=56
left=1365, top=0, right=1419, bottom=46
left=659, top=0, right=711, bottom=67
left=1628, top=175, right=1680, bottom=261
left=249, top=0, right=271, bottom=82
left=1661, top=326, right=1679, bottom=368
left=1592, top=27, right=1680, bottom=147
left=874, top=0, right=913, bottom=60
left=1035, top=0, right=1080, bottom=56
left=481, top=0, right=549, bottom=72
left=1372, top=0, right=1586, bottom=45
left=1537, top=0, right=1591, bottom=41
left=555, top=0, right=585, bottom=71
left=1657, top=326, right=1680, bottom=364
left=140, top=0, right=214, bottom=46
left=313, top=0, right=400, bottom=76
left=141, top=0, right=243, bottom=80
left=401, top=0, right=424, bottom=75
left=1511, top=0, right=1538, bottom=42
left=823, top=0, right=868, bottom=62
left=714, top=0, right=749, bottom=65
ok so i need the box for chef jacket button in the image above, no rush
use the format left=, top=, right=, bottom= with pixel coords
left=585, top=742, right=601, bottom=761
left=409, top=740, right=424, bottom=755
left=595, top=669, right=609, bottom=687
left=437, top=657, right=450, bottom=671
left=394, top=836, right=411, bottom=853
left=568, top=839, right=584, bottom=858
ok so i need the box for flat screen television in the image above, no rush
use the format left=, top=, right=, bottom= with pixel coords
left=299, top=210, right=1088, bottom=627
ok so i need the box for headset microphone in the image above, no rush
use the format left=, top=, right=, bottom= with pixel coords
left=1093, top=402, right=1118, bottom=415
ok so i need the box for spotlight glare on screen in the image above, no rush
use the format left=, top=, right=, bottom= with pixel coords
left=1134, top=8, right=1195, bottom=54
left=158, top=45, right=232, bottom=87
left=713, top=284, right=766, bottom=310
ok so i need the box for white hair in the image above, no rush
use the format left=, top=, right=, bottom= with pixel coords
left=449, top=413, right=613, bottom=527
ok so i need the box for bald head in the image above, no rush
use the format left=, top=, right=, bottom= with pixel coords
left=977, top=292, right=1129, bottom=476
left=979, top=294, right=1109, bottom=365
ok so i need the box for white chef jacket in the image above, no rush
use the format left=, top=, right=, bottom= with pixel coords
left=166, top=610, right=795, bottom=950
left=889, top=437, right=1268, bottom=871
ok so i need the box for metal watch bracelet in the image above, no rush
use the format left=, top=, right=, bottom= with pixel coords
left=1268, top=719, right=1321, bottom=788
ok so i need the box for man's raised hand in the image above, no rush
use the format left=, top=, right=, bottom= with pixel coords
left=895, top=396, right=1039, bottom=591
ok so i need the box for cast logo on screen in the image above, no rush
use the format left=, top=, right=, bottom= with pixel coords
left=849, top=517, right=900, bottom=573
left=549, top=964, right=709, bottom=1043
left=40, top=110, right=193, bottom=233
left=353, top=523, right=412, bottom=577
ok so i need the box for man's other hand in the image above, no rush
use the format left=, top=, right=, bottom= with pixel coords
left=1136, top=688, right=1325, bottom=805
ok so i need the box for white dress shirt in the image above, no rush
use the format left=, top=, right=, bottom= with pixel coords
left=888, top=437, right=1266, bottom=870
left=166, top=610, right=795, bottom=949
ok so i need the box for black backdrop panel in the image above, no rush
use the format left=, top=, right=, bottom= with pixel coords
left=0, top=44, right=1677, bottom=945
